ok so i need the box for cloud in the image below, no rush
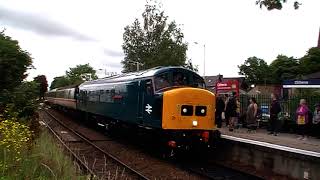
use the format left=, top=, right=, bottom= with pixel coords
left=0, top=6, right=96, bottom=41
left=103, top=48, right=124, bottom=57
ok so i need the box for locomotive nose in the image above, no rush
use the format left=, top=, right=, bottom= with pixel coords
left=162, top=87, right=215, bottom=130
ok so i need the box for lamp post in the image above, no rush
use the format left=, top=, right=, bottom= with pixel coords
left=128, top=60, right=144, bottom=71
left=193, top=42, right=206, bottom=78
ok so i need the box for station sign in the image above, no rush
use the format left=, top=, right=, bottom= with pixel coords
left=283, top=79, right=320, bottom=88
left=215, top=80, right=239, bottom=96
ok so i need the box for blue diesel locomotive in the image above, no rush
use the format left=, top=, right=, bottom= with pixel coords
left=46, top=66, right=219, bottom=150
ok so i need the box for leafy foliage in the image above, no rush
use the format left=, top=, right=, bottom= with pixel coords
left=256, top=0, right=301, bottom=10
left=34, top=75, right=48, bottom=99
left=122, top=1, right=194, bottom=72
left=66, top=63, right=98, bottom=83
left=269, top=55, right=300, bottom=84
left=0, top=118, right=32, bottom=172
left=50, top=76, right=70, bottom=90
left=50, top=63, right=97, bottom=89
left=184, top=59, right=199, bottom=72
left=239, top=47, right=320, bottom=85
left=238, top=57, right=270, bottom=85
left=0, top=31, right=38, bottom=119
left=299, top=47, right=320, bottom=76
left=0, top=31, right=33, bottom=98
left=1, top=81, right=39, bottom=119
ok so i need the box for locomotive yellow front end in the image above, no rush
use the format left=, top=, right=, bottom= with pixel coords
left=162, top=87, right=220, bottom=150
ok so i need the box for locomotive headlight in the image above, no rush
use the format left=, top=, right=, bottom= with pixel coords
left=181, top=105, right=193, bottom=116
left=195, top=106, right=207, bottom=116
left=192, top=120, right=198, bottom=127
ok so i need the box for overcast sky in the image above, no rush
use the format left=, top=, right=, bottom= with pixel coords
left=0, top=0, right=319, bottom=85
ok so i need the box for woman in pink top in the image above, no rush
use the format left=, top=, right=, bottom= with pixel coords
left=296, top=99, right=309, bottom=140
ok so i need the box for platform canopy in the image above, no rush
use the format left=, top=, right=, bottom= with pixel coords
left=283, top=79, right=320, bottom=88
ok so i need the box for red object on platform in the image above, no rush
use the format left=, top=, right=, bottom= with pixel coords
left=216, top=80, right=240, bottom=96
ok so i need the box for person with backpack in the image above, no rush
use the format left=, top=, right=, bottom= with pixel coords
left=269, top=93, right=281, bottom=136
left=246, top=97, right=258, bottom=132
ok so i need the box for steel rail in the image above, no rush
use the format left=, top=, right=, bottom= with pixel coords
left=42, top=112, right=96, bottom=179
left=44, top=109, right=150, bottom=180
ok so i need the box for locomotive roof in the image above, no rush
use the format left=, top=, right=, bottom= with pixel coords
left=80, top=66, right=201, bottom=86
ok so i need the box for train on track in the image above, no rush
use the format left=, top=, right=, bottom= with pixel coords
left=45, top=66, right=220, bottom=152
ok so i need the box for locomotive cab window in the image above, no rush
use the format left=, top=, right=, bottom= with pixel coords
left=155, top=73, right=170, bottom=91
left=145, top=79, right=154, bottom=95
left=193, top=75, right=206, bottom=88
left=173, top=72, right=188, bottom=86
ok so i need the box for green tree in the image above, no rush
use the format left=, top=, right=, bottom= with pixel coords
left=33, top=75, right=48, bottom=99
left=256, top=0, right=301, bottom=10
left=50, top=64, right=98, bottom=89
left=66, top=63, right=98, bottom=83
left=0, top=31, right=33, bottom=100
left=269, top=55, right=300, bottom=84
left=9, top=81, right=39, bottom=118
left=50, top=76, right=70, bottom=90
left=121, top=1, right=188, bottom=72
left=299, top=47, right=320, bottom=75
left=238, top=56, right=270, bottom=85
left=184, top=59, right=198, bottom=72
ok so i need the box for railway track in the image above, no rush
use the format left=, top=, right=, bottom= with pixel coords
left=42, top=109, right=149, bottom=180
left=41, top=108, right=260, bottom=180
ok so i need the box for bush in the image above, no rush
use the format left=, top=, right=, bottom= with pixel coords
left=0, top=117, right=32, bottom=173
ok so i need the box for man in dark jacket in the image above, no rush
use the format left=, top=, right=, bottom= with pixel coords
left=215, top=95, right=225, bottom=128
left=269, top=93, right=281, bottom=136
left=226, top=92, right=238, bottom=131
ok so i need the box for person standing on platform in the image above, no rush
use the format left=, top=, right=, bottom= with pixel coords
left=215, top=95, right=225, bottom=128
left=224, top=94, right=230, bottom=127
left=296, top=99, right=310, bottom=140
left=312, top=103, right=320, bottom=138
left=246, top=97, right=258, bottom=132
left=236, top=97, right=241, bottom=128
left=269, top=93, right=281, bottom=136
left=226, top=92, right=237, bottom=131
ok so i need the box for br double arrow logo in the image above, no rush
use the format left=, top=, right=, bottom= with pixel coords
left=145, top=104, right=152, bottom=114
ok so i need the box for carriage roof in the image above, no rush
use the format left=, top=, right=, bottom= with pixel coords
left=80, top=66, right=201, bottom=86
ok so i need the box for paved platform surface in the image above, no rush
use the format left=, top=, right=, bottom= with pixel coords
left=219, top=127, right=320, bottom=153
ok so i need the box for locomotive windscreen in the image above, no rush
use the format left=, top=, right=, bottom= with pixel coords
left=154, top=71, right=205, bottom=91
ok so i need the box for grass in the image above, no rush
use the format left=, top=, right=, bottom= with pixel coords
left=0, top=129, right=88, bottom=180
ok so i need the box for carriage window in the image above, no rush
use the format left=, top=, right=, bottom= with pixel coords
left=173, top=72, right=188, bottom=86
left=155, top=73, right=170, bottom=91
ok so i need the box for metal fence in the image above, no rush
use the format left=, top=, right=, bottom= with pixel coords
left=239, top=94, right=320, bottom=123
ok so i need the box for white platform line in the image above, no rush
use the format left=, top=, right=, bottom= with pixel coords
left=221, top=134, right=320, bottom=158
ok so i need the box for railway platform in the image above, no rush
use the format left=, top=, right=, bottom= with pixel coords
left=213, top=127, right=320, bottom=180
left=219, top=127, right=320, bottom=154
